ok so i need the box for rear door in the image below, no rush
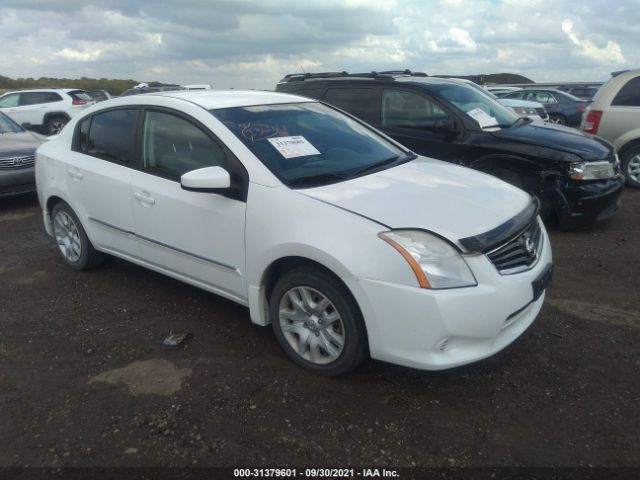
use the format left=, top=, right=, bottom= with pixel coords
left=129, top=108, right=248, bottom=301
left=16, top=92, right=63, bottom=126
left=600, top=75, right=640, bottom=142
left=64, top=107, right=139, bottom=257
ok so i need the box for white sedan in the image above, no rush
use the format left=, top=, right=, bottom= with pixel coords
left=35, top=90, right=552, bottom=376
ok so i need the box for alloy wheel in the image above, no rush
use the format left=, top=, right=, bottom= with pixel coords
left=627, top=154, right=640, bottom=184
left=278, top=286, right=345, bottom=365
left=53, top=211, right=82, bottom=263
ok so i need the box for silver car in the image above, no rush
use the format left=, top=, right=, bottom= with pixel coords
left=581, top=69, right=640, bottom=188
left=0, top=111, right=45, bottom=196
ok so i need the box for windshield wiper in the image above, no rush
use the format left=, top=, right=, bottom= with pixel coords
left=287, top=172, right=349, bottom=187
left=347, top=152, right=417, bottom=178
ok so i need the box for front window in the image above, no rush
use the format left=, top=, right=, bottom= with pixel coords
left=431, top=83, right=519, bottom=129
left=0, top=112, right=23, bottom=133
left=211, top=102, right=408, bottom=186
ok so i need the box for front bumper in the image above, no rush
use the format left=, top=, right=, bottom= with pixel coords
left=547, top=175, right=624, bottom=229
left=0, top=167, right=35, bottom=197
left=345, top=225, right=553, bottom=371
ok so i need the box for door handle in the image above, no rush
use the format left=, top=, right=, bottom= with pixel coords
left=67, top=168, right=83, bottom=181
left=133, top=191, right=155, bottom=206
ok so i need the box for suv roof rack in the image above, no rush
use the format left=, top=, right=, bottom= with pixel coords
left=281, top=69, right=428, bottom=82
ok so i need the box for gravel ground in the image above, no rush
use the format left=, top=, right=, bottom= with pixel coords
left=0, top=190, right=638, bottom=469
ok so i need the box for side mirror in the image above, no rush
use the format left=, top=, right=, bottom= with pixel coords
left=180, top=166, right=231, bottom=192
left=21, top=122, right=32, bottom=130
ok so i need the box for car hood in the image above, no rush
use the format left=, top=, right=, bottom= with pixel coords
left=0, top=130, right=45, bottom=155
left=491, top=122, right=612, bottom=160
left=299, top=157, right=531, bottom=247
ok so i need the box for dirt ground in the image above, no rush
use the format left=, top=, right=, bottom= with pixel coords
left=0, top=190, right=638, bottom=469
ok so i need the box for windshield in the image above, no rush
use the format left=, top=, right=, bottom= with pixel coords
left=432, top=83, right=519, bottom=129
left=0, top=112, right=23, bottom=134
left=211, top=102, right=408, bottom=186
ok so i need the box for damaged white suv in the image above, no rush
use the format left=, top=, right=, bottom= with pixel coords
left=35, top=90, right=552, bottom=375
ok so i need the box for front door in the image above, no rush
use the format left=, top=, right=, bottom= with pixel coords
left=378, top=88, right=461, bottom=162
left=129, top=108, right=247, bottom=302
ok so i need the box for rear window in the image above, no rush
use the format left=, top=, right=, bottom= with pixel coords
left=68, top=90, right=93, bottom=103
left=322, top=88, right=379, bottom=122
left=20, top=92, right=62, bottom=105
left=612, top=76, right=640, bottom=107
left=76, top=108, right=137, bottom=163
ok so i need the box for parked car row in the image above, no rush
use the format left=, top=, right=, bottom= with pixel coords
left=276, top=70, right=624, bottom=228
left=1, top=69, right=636, bottom=376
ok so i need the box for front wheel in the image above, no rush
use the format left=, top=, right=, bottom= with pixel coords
left=51, top=202, right=104, bottom=270
left=270, top=267, right=368, bottom=376
left=621, top=146, right=640, bottom=188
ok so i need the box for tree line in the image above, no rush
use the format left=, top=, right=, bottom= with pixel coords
left=0, top=75, right=167, bottom=95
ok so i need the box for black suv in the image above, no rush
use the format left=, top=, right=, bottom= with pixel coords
left=276, top=71, right=624, bottom=229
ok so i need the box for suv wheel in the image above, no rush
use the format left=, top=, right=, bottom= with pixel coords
left=621, top=146, right=640, bottom=188
left=549, top=114, right=567, bottom=125
left=51, top=202, right=104, bottom=270
left=270, top=267, right=368, bottom=376
left=46, top=115, right=68, bottom=135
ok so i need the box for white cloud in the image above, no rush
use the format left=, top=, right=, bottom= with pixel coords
left=561, top=19, right=625, bottom=64
left=0, top=0, right=636, bottom=88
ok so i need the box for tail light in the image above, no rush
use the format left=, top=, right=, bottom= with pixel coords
left=72, top=98, right=87, bottom=105
left=583, top=110, right=603, bottom=135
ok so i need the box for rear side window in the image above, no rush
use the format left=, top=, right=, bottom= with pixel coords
left=79, top=108, right=137, bottom=163
left=20, top=92, right=62, bottom=105
left=292, top=88, right=324, bottom=100
left=142, top=110, right=227, bottom=180
left=612, top=76, right=640, bottom=107
left=382, top=89, right=452, bottom=128
left=322, top=88, right=379, bottom=122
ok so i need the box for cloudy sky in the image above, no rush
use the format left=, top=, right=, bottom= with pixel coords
left=0, top=0, right=637, bottom=89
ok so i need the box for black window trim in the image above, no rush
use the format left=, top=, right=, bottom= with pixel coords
left=136, top=106, right=249, bottom=202
left=72, top=106, right=140, bottom=165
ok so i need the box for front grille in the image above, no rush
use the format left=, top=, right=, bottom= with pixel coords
left=0, top=155, right=35, bottom=170
left=487, top=219, right=543, bottom=274
left=535, top=108, right=548, bottom=119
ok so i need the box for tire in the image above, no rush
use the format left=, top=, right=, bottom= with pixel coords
left=46, top=115, right=68, bottom=135
left=269, top=267, right=368, bottom=376
left=490, top=168, right=552, bottom=219
left=548, top=114, right=567, bottom=126
left=51, top=202, right=104, bottom=270
left=621, top=146, right=640, bottom=188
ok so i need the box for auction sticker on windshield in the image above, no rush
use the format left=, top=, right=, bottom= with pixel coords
left=268, top=136, right=321, bottom=159
left=467, top=108, right=498, bottom=128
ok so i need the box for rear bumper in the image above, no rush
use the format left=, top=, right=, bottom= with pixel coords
left=547, top=175, right=624, bottom=228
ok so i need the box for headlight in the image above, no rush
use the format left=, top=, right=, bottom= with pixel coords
left=512, top=106, right=538, bottom=117
left=378, top=230, right=477, bottom=289
left=569, top=160, right=615, bottom=180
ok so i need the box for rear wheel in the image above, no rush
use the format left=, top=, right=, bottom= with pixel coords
left=270, top=267, right=368, bottom=376
left=51, top=202, right=104, bottom=270
left=621, top=146, right=640, bottom=188
left=46, top=115, right=68, bottom=135
left=549, top=114, right=567, bottom=125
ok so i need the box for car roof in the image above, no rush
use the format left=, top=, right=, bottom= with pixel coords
left=153, top=90, right=315, bottom=109
left=1, top=88, right=78, bottom=94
